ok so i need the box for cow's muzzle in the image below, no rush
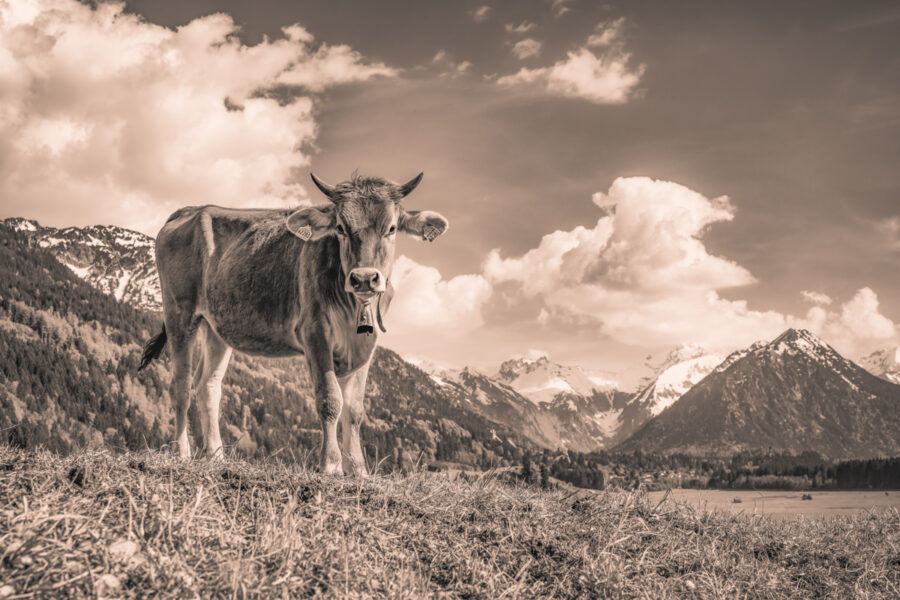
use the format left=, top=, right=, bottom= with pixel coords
left=346, top=268, right=386, bottom=297
left=347, top=268, right=388, bottom=335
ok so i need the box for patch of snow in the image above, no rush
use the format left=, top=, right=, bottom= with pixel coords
left=14, top=220, right=37, bottom=232
left=38, top=236, right=66, bottom=248
left=64, top=262, right=91, bottom=279
left=631, top=353, right=724, bottom=416
left=430, top=375, right=446, bottom=387
left=587, top=375, right=618, bottom=389
left=114, top=272, right=131, bottom=301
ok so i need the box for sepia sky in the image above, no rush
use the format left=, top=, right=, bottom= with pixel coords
left=2, top=0, right=899, bottom=385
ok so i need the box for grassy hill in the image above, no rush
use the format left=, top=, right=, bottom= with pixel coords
left=1, top=446, right=898, bottom=599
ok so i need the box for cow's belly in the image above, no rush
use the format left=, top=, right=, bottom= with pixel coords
left=203, top=294, right=304, bottom=357
left=213, top=319, right=305, bottom=357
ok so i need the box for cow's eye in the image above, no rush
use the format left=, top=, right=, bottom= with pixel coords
left=335, top=224, right=346, bottom=236
left=386, top=225, right=396, bottom=237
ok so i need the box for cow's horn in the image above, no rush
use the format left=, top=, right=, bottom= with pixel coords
left=310, top=173, right=340, bottom=202
left=397, top=172, right=423, bottom=199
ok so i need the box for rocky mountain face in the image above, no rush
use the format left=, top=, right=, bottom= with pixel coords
left=860, top=346, right=900, bottom=385
left=615, top=346, right=724, bottom=444
left=496, top=355, right=616, bottom=405
left=3, top=218, right=161, bottom=311
left=616, top=329, right=900, bottom=459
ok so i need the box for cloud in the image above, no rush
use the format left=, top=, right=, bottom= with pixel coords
left=505, top=22, right=537, bottom=34
left=482, top=176, right=899, bottom=359
left=877, top=216, right=900, bottom=251
left=511, top=39, right=543, bottom=60
left=469, top=5, right=491, bottom=23
left=0, top=0, right=395, bottom=234
left=496, top=19, right=644, bottom=104
left=431, top=50, right=472, bottom=78
left=484, top=177, right=778, bottom=349
left=800, top=288, right=898, bottom=357
left=587, top=18, right=625, bottom=47
left=801, top=290, right=833, bottom=306
left=386, top=255, right=492, bottom=335
left=547, top=0, right=572, bottom=18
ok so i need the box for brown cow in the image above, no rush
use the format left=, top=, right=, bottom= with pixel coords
left=139, top=172, right=448, bottom=474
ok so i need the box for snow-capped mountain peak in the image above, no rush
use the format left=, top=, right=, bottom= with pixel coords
left=628, top=351, right=724, bottom=417
left=859, top=346, right=900, bottom=385
left=768, top=328, right=834, bottom=357
left=2, top=218, right=161, bottom=311
left=497, top=355, right=617, bottom=405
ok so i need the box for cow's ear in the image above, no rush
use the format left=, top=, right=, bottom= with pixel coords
left=399, top=210, right=449, bottom=242
left=286, top=205, right=335, bottom=241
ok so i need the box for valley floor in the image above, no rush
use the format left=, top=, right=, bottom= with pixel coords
left=0, top=447, right=898, bottom=599
left=646, top=488, right=900, bottom=520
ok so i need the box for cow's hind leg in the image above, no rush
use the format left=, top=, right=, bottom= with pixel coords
left=195, top=321, right=232, bottom=459
left=339, top=362, right=369, bottom=476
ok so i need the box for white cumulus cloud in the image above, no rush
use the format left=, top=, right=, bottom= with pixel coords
left=511, top=39, right=543, bottom=60
left=482, top=176, right=898, bottom=359
left=801, top=290, right=833, bottom=306
left=497, top=19, right=644, bottom=104
left=386, top=255, right=492, bottom=336
left=484, top=177, right=781, bottom=349
left=587, top=18, right=625, bottom=48
left=799, top=287, right=898, bottom=357
left=0, top=0, right=395, bottom=234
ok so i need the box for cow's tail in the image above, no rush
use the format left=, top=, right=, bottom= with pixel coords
left=138, top=325, right=167, bottom=371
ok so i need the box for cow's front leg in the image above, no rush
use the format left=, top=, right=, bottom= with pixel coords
left=339, top=361, right=370, bottom=476
left=306, top=340, right=343, bottom=475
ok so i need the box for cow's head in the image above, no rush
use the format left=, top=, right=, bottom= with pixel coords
left=286, top=172, right=448, bottom=303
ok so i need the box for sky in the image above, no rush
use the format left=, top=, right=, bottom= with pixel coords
left=1, top=0, right=899, bottom=387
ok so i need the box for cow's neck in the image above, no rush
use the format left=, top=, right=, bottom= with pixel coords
left=309, top=237, right=378, bottom=374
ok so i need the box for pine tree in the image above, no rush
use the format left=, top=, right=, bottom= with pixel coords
left=522, top=452, right=533, bottom=485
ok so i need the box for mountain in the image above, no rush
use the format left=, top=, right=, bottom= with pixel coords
left=616, top=329, right=900, bottom=459
left=860, top=346, right=900, bottom=385
left=0, top=223, right=534, bottom=469
left=626, top=346, right=724, bottom=417
left=452, top=367, right=631, bottom=451
left=614, top=346, right=725, bottom=447
left=3, top=218, right=161, bottom=311
left=496, top=355, right=617, bottom=405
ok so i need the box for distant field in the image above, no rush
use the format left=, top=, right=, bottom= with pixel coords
left=647, top=489, right=900, bottom=519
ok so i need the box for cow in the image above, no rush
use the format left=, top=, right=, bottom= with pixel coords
left=138, top=172, right=448, bottom=475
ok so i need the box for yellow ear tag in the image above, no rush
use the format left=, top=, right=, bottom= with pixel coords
left=296, top=225, right=312, bottom=241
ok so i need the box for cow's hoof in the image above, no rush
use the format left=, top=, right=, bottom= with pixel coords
left=201, top=447, right=225, bottom=461
left=319, top=462, right=344, bottom=476
left=343, top=459, right=369, bottom=477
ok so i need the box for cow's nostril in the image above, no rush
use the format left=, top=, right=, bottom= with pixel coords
left=371, top=272, right=380, bottom=284
left=349, top=272, right=362, bottom=288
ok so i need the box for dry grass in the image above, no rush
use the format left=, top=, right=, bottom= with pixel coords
left=0, top=446, right=898, bottom=599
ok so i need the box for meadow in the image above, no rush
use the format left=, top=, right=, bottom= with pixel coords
left=1, top=446, right=899, bottom=599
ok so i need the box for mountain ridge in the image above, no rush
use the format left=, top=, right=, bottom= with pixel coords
left=616, top=328, right=900, bottom=459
